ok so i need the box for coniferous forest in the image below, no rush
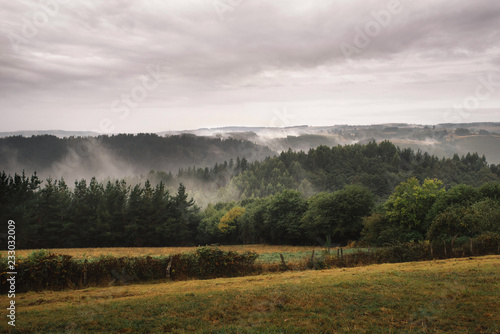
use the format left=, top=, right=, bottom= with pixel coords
left=1, top=138, right=499, bottom=249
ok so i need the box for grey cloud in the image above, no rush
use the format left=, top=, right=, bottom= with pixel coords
left=0, top=0, right=499, bottom=132
left=4, top=0, right=498, bottom=83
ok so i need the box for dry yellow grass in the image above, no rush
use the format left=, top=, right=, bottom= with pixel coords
left=16, top=255, right=498, bottom=311
left=4, top=244, right=323, bottom=259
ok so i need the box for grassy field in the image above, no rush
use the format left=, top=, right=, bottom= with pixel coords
left=3, top=255, right=499, bottom=333
left=4, top=245, right=327, bottom=264
left=5, top=245, right=323, bottom=258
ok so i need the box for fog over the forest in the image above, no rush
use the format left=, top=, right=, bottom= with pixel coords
left=1, top=123, right=500, bottom=186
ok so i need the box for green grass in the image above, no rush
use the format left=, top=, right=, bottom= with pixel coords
left=3, top=255, right=499, bottom=333
left=256, top=248, right=367, bottom=264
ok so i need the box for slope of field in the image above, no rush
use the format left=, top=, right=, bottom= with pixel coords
left=4, top=256, right=499, bottom=333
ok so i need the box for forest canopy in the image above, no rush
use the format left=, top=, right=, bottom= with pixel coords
left=1, top=140, right=499, bottom=248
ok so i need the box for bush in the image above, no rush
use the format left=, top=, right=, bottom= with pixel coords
left=428, top=199, right=500, bottom=241
left=473, top=232, right=500, bottom=254
left=319, top=235, right=500, bottom=269
left=1, top=239, right=497, bottom=294
left=172, top=246, right=258, bottom=279
left=0, top=247, right=258, bottom=293
left=1, top=251, right=80, bottom=292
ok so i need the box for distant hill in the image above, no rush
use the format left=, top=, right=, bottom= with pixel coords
left=160, top=123, right=500, bottom=164
left=0, top=130, right=100, bottom=138
left=1, top=123, right=499, bottom=182
left=0, top=134, right=275, bottom=180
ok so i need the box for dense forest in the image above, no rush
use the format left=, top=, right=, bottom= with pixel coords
left=1, top=140, right=499, bottom=249
left=152, top=140, right=500, bottom=205
left=0, top=134, right=275, bottom=179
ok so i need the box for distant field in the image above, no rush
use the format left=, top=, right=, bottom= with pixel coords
left=4, top=255, right=499, bottom=333
left=4, top=245, right=325, bottom=262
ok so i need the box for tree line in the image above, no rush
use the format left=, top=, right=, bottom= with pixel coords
left=1, top=171, right=498, bottom=249
left=0, top=172, right=200, bottom=248
left=0, top=133, right=274, bottom=176
left=362, top=178, right=500, bottom=245
left=150, top=140, right=500, bottom=204
left=1, top=140, right=499, bottom=248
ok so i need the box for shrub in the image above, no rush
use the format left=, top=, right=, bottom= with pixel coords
left=473, top=232, right=500, bottom=254
left=189, top=246, right=258, bottom=279
left=5, top=251, right=80, bottom=292
left=0, top=247, right=258, bottom=293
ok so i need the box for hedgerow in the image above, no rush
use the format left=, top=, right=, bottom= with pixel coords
left=1, top=236, right=498, bottom=293
left=0, top=246, right=257, bottom=293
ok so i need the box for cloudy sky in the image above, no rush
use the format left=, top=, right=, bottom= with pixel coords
left=1, top=0, right=499, bottom=133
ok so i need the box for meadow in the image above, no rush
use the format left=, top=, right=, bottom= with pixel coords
left=2, top=255, right=499, bottom=333
left=5, top=245, right=327, bottom=263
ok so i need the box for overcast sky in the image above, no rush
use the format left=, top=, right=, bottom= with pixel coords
left=1, top=0, right=499, bottom=133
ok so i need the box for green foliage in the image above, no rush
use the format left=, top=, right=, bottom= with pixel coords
left=478, top=181, right=500, bottom=200
left=302, top=185, right=374, bottom=244
left=197, top=202, right=235, bottom=244
left=363, top=180, right=500, bottom=246
left=237, top=198, right=268, bottom=244
left=262, top=190, right=308, bottom=244
left=0, top=171, right=42, bottom=248
left=8, top=251, right=80, bottom=291
left=212, top=141, right=498, bottom=202
left=0, top=173, right=200, bottom=248
left=424, top=183, right=479, bottom=225
left=361, top=213, right=422, bottom=246
left=326, top=234, right=500, bottom=268
left=0, top=247, right=258, bottom=293
left=2, top=138, right=500, bottom=248
left=189, top=246, right=258, bottom=279
left=0, top=134, right=275, bottom=176
left=218, top=207, right=245, bottom=234
left=384, top=177, right=445, bottom=235
left=427, top=199, right=500, bottom=241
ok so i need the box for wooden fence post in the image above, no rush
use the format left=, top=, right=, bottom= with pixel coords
left=166, top=257, right=173, bottom=278
left=83, top=259, right=88, bottom=286
left=279, top=253, right=288, bottom=270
